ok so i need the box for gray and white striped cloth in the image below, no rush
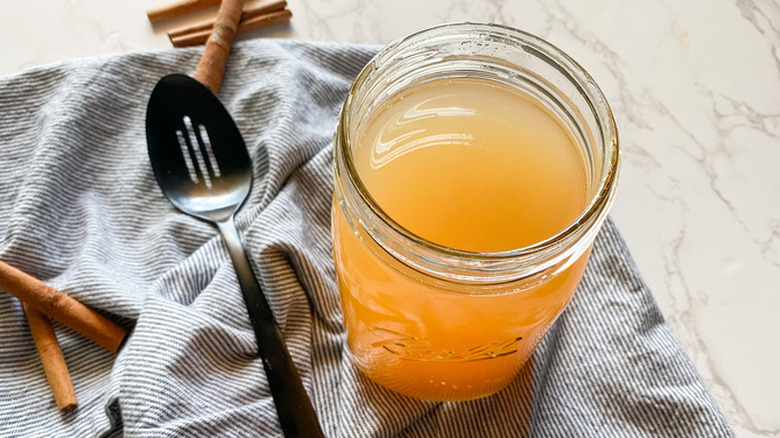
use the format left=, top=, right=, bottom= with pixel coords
left=0, top=39, right=734, bottom=437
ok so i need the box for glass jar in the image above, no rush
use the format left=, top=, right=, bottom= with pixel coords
left=332, top=23, right=620, bottom=401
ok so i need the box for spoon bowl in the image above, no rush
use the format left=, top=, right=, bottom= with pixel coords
left=146, top=74, right=252, bottom=222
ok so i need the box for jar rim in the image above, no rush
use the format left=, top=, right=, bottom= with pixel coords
left=338, top=22, right=620, bottom=265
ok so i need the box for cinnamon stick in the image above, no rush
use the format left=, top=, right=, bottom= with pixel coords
left=0, top=260, right=127, bottom=353
left=193, top=0, right=246, bottom=93
left=23, top=302, right=78, bottom=412
left=168, top=0, right=286, bottom=39
left=147, top=0, right=222, bottom=24
left=171, top=9, right=291, bottom=48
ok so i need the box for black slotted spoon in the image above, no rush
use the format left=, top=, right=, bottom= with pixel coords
left=146, top=73, right=323, bottom=437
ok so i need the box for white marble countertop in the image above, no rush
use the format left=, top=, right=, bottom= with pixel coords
left=2, top=1, right=778, bottom=436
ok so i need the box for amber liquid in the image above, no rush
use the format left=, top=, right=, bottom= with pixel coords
left=333, top=77, right=591, bottom=400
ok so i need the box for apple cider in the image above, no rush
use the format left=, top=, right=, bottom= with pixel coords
left=332, top=23, right=620, bottom=401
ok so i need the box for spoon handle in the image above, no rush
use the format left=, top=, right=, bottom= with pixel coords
left=217, top=216, right=325, bottom=438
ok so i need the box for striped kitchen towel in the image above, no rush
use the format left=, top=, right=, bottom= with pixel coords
left=0, top=39, right=734, bottom=437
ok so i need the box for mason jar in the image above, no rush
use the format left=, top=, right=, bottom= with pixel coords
left=332, top=22, right=620, bottom=401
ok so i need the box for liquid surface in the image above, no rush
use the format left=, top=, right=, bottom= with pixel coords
left=334, top=77, right=592, bottom=400
left=353, top=77, right=587, bottom=251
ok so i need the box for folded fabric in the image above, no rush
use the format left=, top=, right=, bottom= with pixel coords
left=0, top=39, right=734, bottom=437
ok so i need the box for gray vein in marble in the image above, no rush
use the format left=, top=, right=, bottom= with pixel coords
left=736, top=0, right=780, bottom=76
left=705, top=89, right=780, bottom=267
